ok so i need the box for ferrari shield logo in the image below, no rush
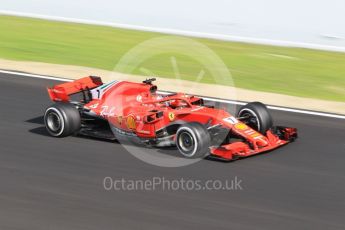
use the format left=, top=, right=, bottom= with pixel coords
left=126, top=116, right=136, bottom=129
left=168, top=112, right=175, bottom=121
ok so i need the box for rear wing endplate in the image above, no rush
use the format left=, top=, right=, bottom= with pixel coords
left=47, top=76, right=103, bottom=102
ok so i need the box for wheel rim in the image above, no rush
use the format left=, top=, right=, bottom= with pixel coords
left=47, top=112, right=62, bottom=132
left=239, top=109, right=260, bottom=132
left=178, top=131, right=195, bottom=154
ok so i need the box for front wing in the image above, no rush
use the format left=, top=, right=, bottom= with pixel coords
left=209, top=126, right=297, bottom=160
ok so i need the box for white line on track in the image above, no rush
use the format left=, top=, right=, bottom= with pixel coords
left=0, top=69, right=73, bottom=82
left=1, top=69, right=344, bottom=120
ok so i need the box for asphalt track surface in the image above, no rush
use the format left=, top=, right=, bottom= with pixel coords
left=0, top=73, right=344, bottom=230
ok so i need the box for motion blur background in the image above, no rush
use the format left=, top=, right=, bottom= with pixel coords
left=0, top=0, right=344, bottom=109
left=1, top=0, right=345, bottom=48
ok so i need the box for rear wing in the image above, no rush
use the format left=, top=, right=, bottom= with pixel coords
left=47, top=76, right=103, bottom=102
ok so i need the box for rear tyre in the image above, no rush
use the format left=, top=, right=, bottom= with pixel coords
left=237, top=102, right=273, bottom=134
left=44, top=103, right=81, bottom=137
left=176, top=122, right=211, bottom=158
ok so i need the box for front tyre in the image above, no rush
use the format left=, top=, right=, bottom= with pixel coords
left=176, top=122, right=211, bottom=158
left=237, top=102, right=273, bottom=134
left=44, top=103, right=81, bottom=137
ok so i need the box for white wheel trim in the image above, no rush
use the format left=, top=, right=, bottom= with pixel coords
left=44, top=107, right=65, bottom=136
left=239, top=108, right=261, bottom=132
left=176, top=126, right=198, bottom=157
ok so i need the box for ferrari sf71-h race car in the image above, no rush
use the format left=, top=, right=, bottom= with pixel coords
left=44, top=76, right=297, bottom=161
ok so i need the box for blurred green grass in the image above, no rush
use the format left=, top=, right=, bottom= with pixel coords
left=0, top=15, right=344, bottom=101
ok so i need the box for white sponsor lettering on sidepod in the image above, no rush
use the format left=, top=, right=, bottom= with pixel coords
left=100, top=106, right=115, bottom=117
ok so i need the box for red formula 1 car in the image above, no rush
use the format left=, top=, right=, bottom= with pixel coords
left=44, top=76, right=297, bottom=161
